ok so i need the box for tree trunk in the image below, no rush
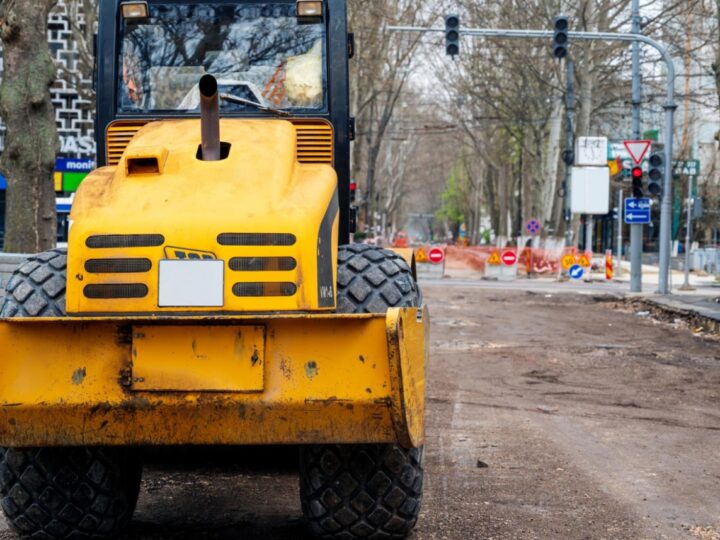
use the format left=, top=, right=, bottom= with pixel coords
left=0, top=0, right=59, bottom=253
left=714, top=0, right=720, bottom=133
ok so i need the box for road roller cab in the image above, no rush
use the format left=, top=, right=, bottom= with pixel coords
left=0, top=2, right=427, bottom=539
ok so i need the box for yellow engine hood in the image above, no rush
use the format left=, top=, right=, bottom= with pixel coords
left=67, top=119, right=338, bottom=314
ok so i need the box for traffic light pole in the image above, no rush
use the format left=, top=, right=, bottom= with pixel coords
left=629, top=0, right=643, bottom=293
left=563, top=60, right=575, bottom=246
left=388, top=24, right=677, bottom=294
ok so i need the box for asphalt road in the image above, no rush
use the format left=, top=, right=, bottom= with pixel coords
left=0, top=284, right=718, bottom=539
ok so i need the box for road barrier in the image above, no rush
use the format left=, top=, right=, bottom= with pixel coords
left=605, top=250, right=614, bottom=281
left=691, top=248, right=719, bottom=274
left=444, top=240, right=569, bottom=279
left=415, top=245, right=446, bottom=280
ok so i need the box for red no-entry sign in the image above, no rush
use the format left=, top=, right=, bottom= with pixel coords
left=501, top=250, right=517, bottom=266
left=428, top=247, right=445, bottom=265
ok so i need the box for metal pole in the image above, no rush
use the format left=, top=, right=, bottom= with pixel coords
left=585, top=215, right=593, bottom=281
left=388, top=25, right=676, bottom=293
left=630, top=218, right=643, bottom=289
left=564, top=60, right=575, bottom=246
left=657, top=101, right=677, bottom=294
left=680, top=177, right=695, bottom=290
left=616, top=190, right=623, bottom=275
left=629, top=0, right=643, bottom=292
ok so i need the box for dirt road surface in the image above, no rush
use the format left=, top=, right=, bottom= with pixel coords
left=1, top=284, right=718, bottom=539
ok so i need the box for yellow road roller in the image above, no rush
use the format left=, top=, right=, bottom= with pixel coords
left=0, top=1, right=426, bottom=538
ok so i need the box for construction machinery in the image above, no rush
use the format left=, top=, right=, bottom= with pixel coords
left=0, top=1, right=426, bottom=538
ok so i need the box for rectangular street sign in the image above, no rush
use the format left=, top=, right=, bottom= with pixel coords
left=576, top=137, right=608, bottom=166
left=672, top=159, right=700, bottom=177
left=571, top=167, right=610, bottom=215
left=624, top=198, right=651, bottom=224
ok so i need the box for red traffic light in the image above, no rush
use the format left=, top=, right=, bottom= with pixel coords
left=349, top=182, right=357, bottom=191
left=631, top=166, right=643, bottom=179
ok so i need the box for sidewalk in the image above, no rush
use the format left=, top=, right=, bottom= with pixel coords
left=645, top=294, right=720, bottom=321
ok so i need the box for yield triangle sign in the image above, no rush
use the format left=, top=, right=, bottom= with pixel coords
left=624, top=140, right=651, bottom=165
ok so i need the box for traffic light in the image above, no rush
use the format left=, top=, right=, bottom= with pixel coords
left=349, top=181, right=357, bottom=203
left=647, top=151, right=664, bottom=197
left=552, top=15, right=569, bottom=59
left=631, top=166, right=644, bottom=197
left=445, top=14, right=460, bottom=57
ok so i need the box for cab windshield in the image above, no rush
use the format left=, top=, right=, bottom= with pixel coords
left=118, top=3, right=326, bottom=113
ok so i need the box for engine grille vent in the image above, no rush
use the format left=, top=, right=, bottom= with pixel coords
left=229, top=257, right=297, bottom=272
left=86, top=234, right=165, bottom=249
left=84, top=284, right=149, bottom=299
left=233, top=282, right=297, bottom=297
left=218, top=233, right=296, bottom=247
left=85, top=259, right=152, bottom=274
left=106, top=121, right=147, bottom=166
left=104, top=119, right=333, bottom=166
left=294, top=120, right=333, bottom=164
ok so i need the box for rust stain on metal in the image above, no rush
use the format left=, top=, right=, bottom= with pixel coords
left=118, top=397, right=154, bottom=412
left=72, top=367, right=87, bottom=385
left=279, top=358, right=293, bottom=380
left=305, top=360, right=319, bottom=379
left=191, top=338, right=207, bottom=360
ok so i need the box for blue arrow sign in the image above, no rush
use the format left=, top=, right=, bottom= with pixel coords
left=569, top=265, right=584, bottom=280
left=624, top=198, right=651, bottom=224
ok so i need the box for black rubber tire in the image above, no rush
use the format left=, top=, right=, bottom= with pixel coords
left=1, top=249, right=68, bottom=317
left=299, top=245, right=424, bottom=539
left=0, top=447, right=142, bottom=539
left=0, top=249, right=143, bottom=539
left=299, top=444, right=424, bottom=540
left=336, top=244, right=421, bottom=313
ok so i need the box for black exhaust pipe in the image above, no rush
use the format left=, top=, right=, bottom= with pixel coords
left=199, top=74, right=221, bottom=161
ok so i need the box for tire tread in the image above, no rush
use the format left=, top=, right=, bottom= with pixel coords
left=299, top=245, right=424, bottom=539
left=300, top=445, right=423, bottom=539
left=0, top=249, right=142, bottom=539
left=335, top=245, right=420, bottom=314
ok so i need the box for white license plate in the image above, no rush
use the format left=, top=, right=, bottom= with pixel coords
left=158, top=260, right=224, bottom=307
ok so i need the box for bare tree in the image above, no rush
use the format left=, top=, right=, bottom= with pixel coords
left=348, top=0, right=429, bottom=234
left=377, top=131, right=418, bottom=237
left=0, top=0, right=60, bottom=252
left=713, top=0, right=720, bottom=124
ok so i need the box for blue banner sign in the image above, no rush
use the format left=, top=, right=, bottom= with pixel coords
left=55, top=158, right=95, bottom=173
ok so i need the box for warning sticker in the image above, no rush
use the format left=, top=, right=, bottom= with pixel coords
left=487, top=251, right=502, bottom=266
left=561, top=254, right=577, bottom=270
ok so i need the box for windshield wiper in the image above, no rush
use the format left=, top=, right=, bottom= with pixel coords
left=219, top=93, right=291, bottom=117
